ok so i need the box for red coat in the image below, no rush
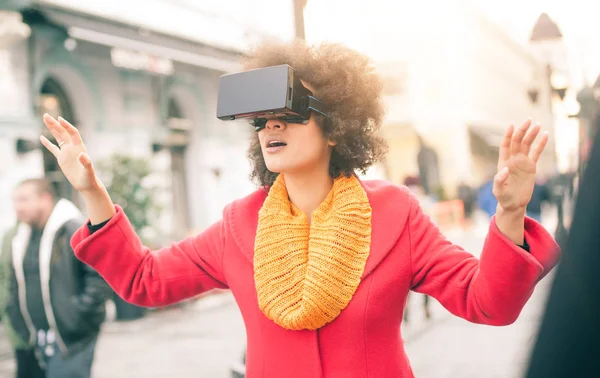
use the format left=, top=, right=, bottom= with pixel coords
left=71, top=180, right=560, bottom=377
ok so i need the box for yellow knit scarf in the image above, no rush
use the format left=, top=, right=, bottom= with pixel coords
left=254, top=174, right=372, bottom=330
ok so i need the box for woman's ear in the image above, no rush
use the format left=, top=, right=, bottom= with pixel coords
left=328, top=139, right=337, bottom=147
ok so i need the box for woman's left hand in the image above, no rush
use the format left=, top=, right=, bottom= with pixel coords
left=493, top=119, right=549, bottom=213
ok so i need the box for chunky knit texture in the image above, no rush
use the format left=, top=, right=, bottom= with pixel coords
left=254, top=174, right=372, bottom=330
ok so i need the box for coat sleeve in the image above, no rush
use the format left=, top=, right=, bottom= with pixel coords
left=408, top=194, right=560, bottom=326
left=70, top=205, right=228, bottom=307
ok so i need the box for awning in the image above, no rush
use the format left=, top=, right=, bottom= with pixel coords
left=36, top=4, right=243, bottom=73
left=67, top=26, right=242, bottom=73
left=468, top=126, right=504, bottom=151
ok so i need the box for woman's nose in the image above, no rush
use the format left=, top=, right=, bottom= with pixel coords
left=265, top=119, right=285, bottom=130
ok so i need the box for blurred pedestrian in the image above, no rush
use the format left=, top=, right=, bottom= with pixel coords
left=457, top=181, right=476, bottom=228
left=477, top=176, right=498, bottom=218
left=40, top=40, right=559, bottom=377
left=0, top=178, right=111, bottom=378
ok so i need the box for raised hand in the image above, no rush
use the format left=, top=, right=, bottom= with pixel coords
left=40, top=114, right=101, bottom=193
left=493, top=119, right=548, bottom=213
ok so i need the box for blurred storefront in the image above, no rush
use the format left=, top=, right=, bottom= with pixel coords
left=0, top=1, right=296, bottom=240
left=308, top=3, right=560, bottom=198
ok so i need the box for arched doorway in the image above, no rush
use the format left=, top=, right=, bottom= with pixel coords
left=37, top=78, right=79, bottom=205
left=166, top=97, right=191, bottom=239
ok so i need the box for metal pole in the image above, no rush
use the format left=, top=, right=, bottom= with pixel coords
left=294, top=0, right=307, bottom=39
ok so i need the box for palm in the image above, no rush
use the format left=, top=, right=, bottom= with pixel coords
left=493, top=120, right=548, bottom=213
left=41, top=114, right=99, bottom=192
left=57, top=143, right=93, bottom=189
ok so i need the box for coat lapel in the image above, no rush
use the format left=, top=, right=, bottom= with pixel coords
left=230, top=180, right=411, bottom=279
left=227, top=187, right=266, bottom=264
left=360, top=181, right=410, bottom=278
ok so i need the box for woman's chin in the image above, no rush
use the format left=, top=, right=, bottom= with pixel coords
left=265, top=164, right=283, bottom=174
left=264, top=160, right=288, bottom=174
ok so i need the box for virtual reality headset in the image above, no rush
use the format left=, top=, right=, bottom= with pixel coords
left=216, top=64, right=330, bottom=131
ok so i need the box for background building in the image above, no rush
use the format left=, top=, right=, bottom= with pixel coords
left=0, top=0, right=295, bottom=240
left=307, top=1, right=557, bottom=197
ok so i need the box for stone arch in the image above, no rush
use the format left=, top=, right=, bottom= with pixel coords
left=36, top=76, right=78, bottom=204
left=33, top=48, right=103, bottom=206
left=33, top=48, right=104, bottom=131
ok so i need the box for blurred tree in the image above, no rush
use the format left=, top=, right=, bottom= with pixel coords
left=95, top=154, right=162, bottom=320
left=96, top=154, right=162, bottom=246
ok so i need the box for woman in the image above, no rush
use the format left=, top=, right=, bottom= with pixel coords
left=40, top=41, right=560, bottom=378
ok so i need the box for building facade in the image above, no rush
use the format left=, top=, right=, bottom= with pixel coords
left=307, top=1, right=557, bottom=198
left=0, top=1, right=287, bottom=241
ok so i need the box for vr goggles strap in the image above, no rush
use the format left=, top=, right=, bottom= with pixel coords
left=307, top=96, right=330, bottom=117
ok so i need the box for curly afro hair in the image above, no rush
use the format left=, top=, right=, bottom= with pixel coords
left=243, top=39, right=388, bottom=187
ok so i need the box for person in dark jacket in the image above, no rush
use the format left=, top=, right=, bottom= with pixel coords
left=2, top=178, right=111, bottom=378
left=526, top=120, right=600, bottom=377
left=457, top=181, right=476, bottom=227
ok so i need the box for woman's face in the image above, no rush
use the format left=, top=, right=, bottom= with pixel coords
left=257, top=82, right=335, bottom=177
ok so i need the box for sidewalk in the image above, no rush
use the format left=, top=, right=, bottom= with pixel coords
left=0, top=292, right=245, bottom=378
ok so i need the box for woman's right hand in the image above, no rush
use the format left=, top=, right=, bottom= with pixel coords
left=40, top=114, right=101, bottom=194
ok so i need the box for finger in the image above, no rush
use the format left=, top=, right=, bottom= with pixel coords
left=510, top=119, right=532, bottom=155
left=520, top=123, right=541, bottom=155
left=40, top=135, right=60, bottom=158
left=496, top=167, right=510, bottom=185
left=530, top=131, right=549, bottom=163
left=78, top=153, right=97, bottom=178
left=499, top=124, right=514, bottom=162
left=58, top=117, right=83, bottom=145
left=43, top=114, right=71, bottom=144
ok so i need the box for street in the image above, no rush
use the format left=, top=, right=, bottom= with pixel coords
left=0, top=216, right=557, bottom=378
left=93, top=294, right=247, bottom=378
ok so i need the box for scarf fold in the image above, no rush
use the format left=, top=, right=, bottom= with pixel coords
left=254, top=174, right=372, bottom=330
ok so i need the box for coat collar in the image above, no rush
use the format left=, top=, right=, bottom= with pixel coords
left=12, top=198, right=83, bottom=261
left=228, top=179, right=411, bottom=279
